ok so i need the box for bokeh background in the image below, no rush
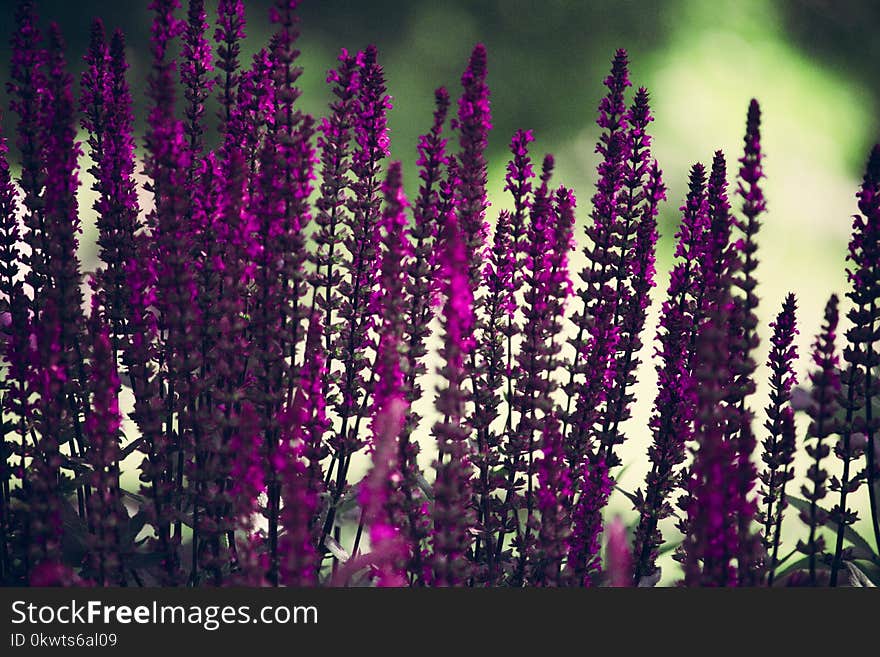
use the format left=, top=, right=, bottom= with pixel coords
left=1, top=0, right=878, bottom=582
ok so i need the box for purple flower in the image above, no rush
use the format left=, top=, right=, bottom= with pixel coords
left=8, top=0, right=47, bottom=304
left=27, top=299, right=66, bottom=573
left=277, top=405, right=318, bottom=587
left=249, top=139, right=289, bottom=585
left=320, top=45, right=392, bottom=554
left=833, top=143, right=880, bottom=575
left=532, top=413, right=572, bottom=586
left=596, top=88, right=664, bottom=469
left=504, top=158, right=574, bottom=582
left=311, top=49, right=359, bottom=386
left=214, top=0, right=246, bottom=137
left=631, top=163, right=708, bottom=584
left=605, top=516, right=632, bottom=587
left=277, top=317, right=330, bottom=587
left=81, top=24, right=140, bottom=357
left=760, top=294, right=799, bottom=585
left=682, top=307, right=740, bottom=587
left=430, top=207, right=476, bottom=587
left=359, top=163, right=412, bottom=586
left=84, top=294, right=126, bottom=586
left=269, top=0, right=315, bottom=393
left=566, top=451, right=611, bottom=587
left=181, top=0, right=215, bottom=161
left=405, top=87, right=450, bottom=400
left=798, top=294, right=841, bottom=585
left=226, top=402, right=265, bottom=586
left=453, top=43, right=492, bottom=288
left=504, top=128, right=535, bottom=272
left=0, top=118, right=20, bottom=579
left=565, top=50, right=631, bottom=485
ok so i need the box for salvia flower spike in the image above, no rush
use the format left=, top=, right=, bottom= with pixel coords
left=3, top=0, right=879, bottom=590
left=759, top=294, right=799, bottom=584
left=798, top=294, right=841, bottom=586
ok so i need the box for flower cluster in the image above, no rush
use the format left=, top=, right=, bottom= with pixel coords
left=1, top=0, right=878, bottom=589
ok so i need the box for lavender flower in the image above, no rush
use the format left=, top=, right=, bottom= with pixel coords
left=566, top=49, right=630, bottom=412
left=397, top=89, right=451, bottom=583
left=359, top=163, right=412, bottom=586
left=532, top=413, right=572, bottom=586
left=27, top=300, right=66, bottom=574
left=249, top=140, right=289, bottom=585
left=798, top=294, right=841, bottom=585
left=566, top=452, right=611, bottom=587
left=277, top=316, right=330, bottom=586
left=84, top=295, right=126, bottom=586
left=631, top=163, right=708, bottom=584
left=321, top=44, right=391, bottom=553
left=404, top=87, right=450, bottom=415
left=122, top=235, right=175, bottom=582
left=430, top=208, right=476, bottom=587
left=269, top=0, right=315, bottom=390
left=226, top=402, right=265, bottom=586
left=214, top=0, right=245, bottom=139
left=310, top=49, right=359, bottom=386
left=144, top=1, right=202, bottom=580
left=605, top=516, right=632, bottom=587
left=41, top=25, right=89, bottom=518
left=471, top=131, right=533, bottom=581
left=0, top=117, right=19, bottom=583
left=277, top=405, right=318, bottom=586
left=8, top=0, right=47, bottom=305
left=181, top=0, right=215, bottom=162
left=831, top=144, right=880, bottom=582
left=81, top=24, right=140, bottom=357
left=565, top=50, right=631, bottom=491
left=454, top=44, right=492, bottom=288
left=760, top=294, right=799, bottom=584
left=596, top=88, right=664, bottom=468
left=504, top=157, right=558, bottom=577
left=682, top=307, right=739, bottom=587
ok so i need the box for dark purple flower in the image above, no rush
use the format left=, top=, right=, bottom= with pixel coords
left=682, top=307, right=739, bottom=587
left=759, top=293, right=799, bottom=585
left=605, top=516, right=631, bottom=587
left=83, top=294, right=126, bottom=586
left=321, top=45, right=391, bottom=554
left=453, top=43, right=492, bottom=288
left=564, top=50, right=630, bottom=490
left=181, top=0, right=215, bottom=161
left=832, top=144, right=880, bottom=578
left=0, top=117, right=20, bottom=580
left=359, top=163, right=412, bottom=586
left=310, top=49, right=359, bottom=385
left=8, top=0, right=47, bottom=305
left=81, top=24, right=140, bottom=357
left=269, top=0, right=316, bottom=401
left=430, top=207, right=476, bottom=587
left=226, top=402, right=265, bottom=586
left=248, top=139, right=289, bottom=585
left=596, top=88, right=664, bottom=468
left=566, top=451, right=611, bottom=587
left=798, top=294, right=840, bottom=585
left=214, top=0, right=246, bottom=138
left=631, top=163, right=708, bottom=584
left=532, top=413, right=572, bottom=587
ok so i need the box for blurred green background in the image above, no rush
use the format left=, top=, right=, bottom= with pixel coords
left=1, top=0, right=878, bottom=581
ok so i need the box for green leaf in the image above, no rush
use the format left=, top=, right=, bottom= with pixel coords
left=773, top=555, right=814, bottom=582
left=785, top=495, right=878, bottom=563
left=844, top=561, right=876, bottom=587
left=853, top=559, right=880, bottom=586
